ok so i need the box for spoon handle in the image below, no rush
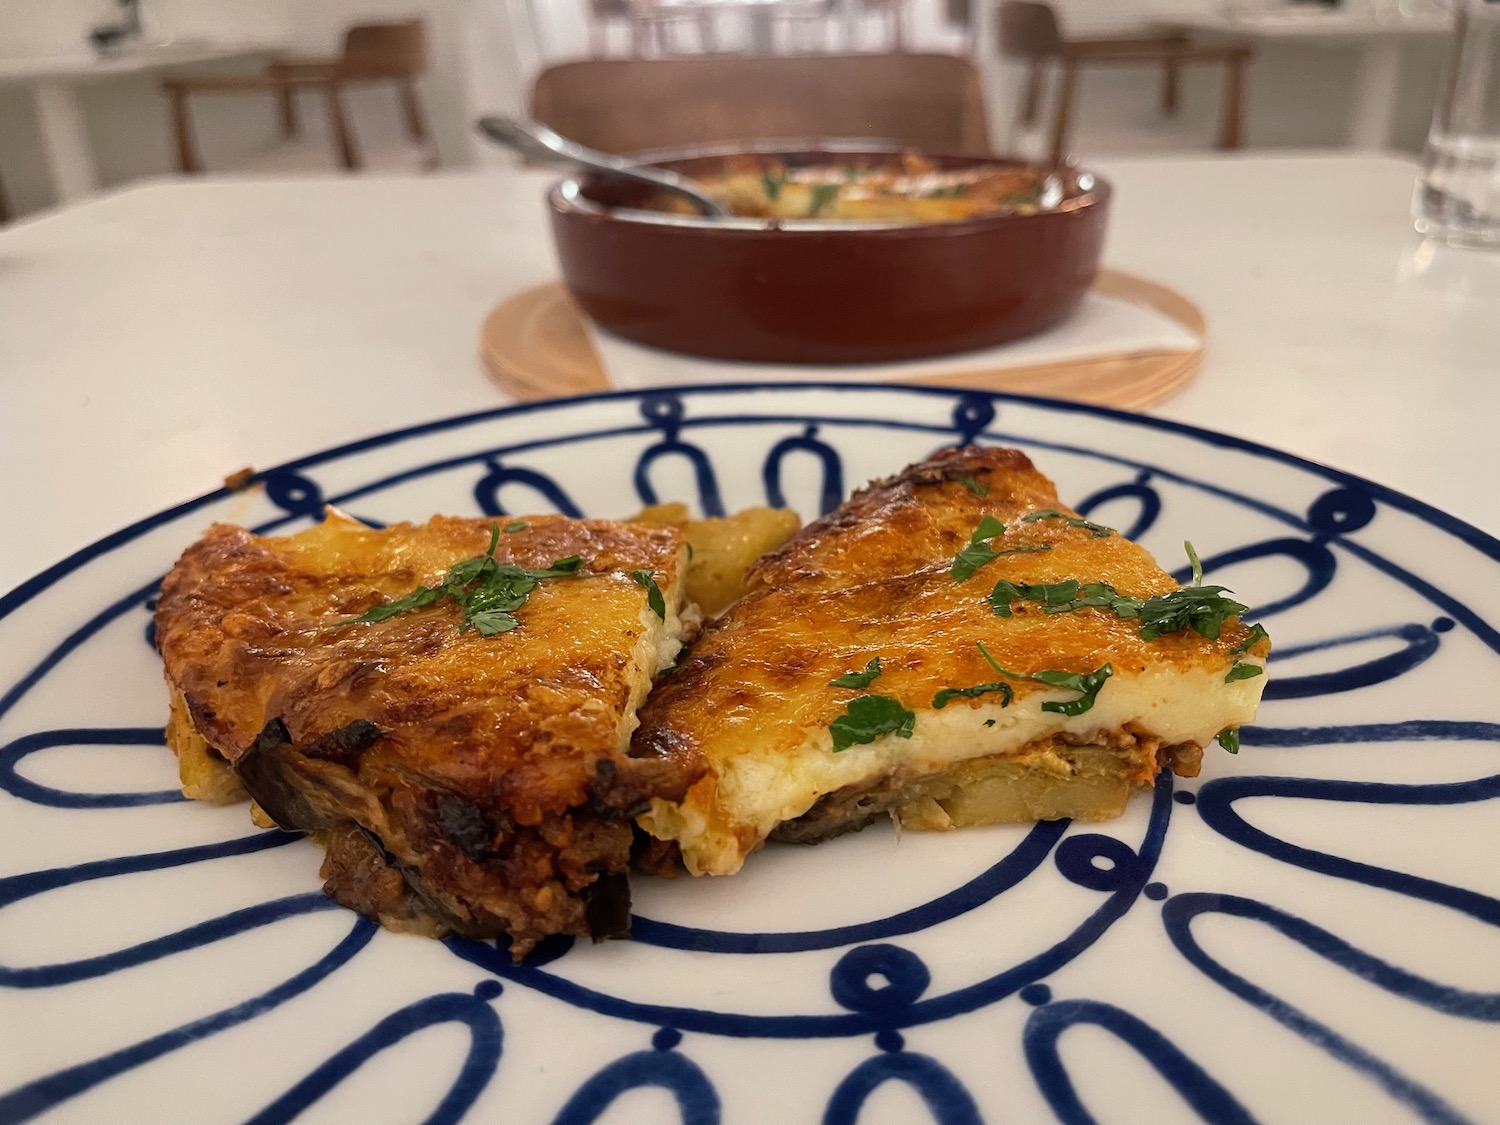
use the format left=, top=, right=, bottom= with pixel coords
left=475, top=116, right=728, bottom=218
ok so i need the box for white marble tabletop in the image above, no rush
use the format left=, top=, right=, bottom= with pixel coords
left=1, top=152, right=1497, bottom=594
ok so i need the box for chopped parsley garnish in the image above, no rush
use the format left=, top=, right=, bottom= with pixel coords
left=951, top=515, right=1007, bottom=582
left=1137, top=585, right=1248, bottom=642
left=983, top=719, right=996, bottom=728
left=957, top=474, right=989, bottom=498
left=829, top=694, right=916, bottom=752
left=345, top=523, right=583, bottom=637
left=1225, top=662, right=1263, bottom=683
left=1216, top=727, right=1240, bottom=754
left=830, top=657, right=883, bottom=690
left=808, top=183, right=840, bottom=216
left=761, top=170, right=784, bottom=201
left=990, top=578, right=1136, bottom=619
left=932, top=682, right=1014, bottom=709
left=975, top=641, right=1112, bottom=717
left=989, top=566, right=1253, bottom=644
left=632, top=569, right=666, bottom=620
left=1021, top=509, right=1113, bottom=538
left=504, top=521, right=527, bottom=533
left=1231, top=623, right=1269, bottom=655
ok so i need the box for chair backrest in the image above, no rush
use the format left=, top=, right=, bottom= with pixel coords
left=590, top=0, right=632, bottom=15
left=998, top=2, right=1063, bottom=61
left=339, top=20, right=428, bottom=79
left=531, top=54, right=991, bottom=156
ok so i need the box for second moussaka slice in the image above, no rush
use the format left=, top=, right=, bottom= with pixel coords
left=632, top=446, right=1269, bottom=877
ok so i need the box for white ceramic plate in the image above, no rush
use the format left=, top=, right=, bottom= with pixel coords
left=1, top=384, right=1497, bottom=1125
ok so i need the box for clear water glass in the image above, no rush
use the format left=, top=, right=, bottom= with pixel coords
left=1414, top=0, right=1500, bottom=247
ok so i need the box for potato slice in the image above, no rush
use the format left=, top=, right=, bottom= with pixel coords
left=634, top=503, right=800, bottom=615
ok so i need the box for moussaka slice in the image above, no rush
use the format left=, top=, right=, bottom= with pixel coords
left=156, top=510, right=698, bottom=955
left=632, top=446, right=1269, bottom=876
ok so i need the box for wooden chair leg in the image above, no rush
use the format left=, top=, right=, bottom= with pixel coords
left=1162, top=57, right=1181, bottom=116
left=1049, top=59, right=1080, bottom=165
left=1021, top=61, right=1045, bottom=128
left=165, top=85, right=201, bottom=174
left=1219, top=55, right=1247, bottom=149
left=323, top=83, right=360, bottom=171
left=277, top=81, right=299, bottom=137
left=0, top=172, right=11, bottom=224
left=891, top=4, right=905, bottom=52
left=399, top=78, right=428, bottom=142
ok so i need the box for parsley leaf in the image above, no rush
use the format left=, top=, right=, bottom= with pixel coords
left=957, top=474, right=989, bottom=498
left=989, top=568, right=1251, bottom=644
left=1231, top=623, right=1269, bottom=654
left=1225, top=662, right=1263, bottom=683
left=974, top=641, right=1112, bottom=716
left=1028, top=665, right=1114, bottom=716
left=829, top=694, right=916, bottom=752
left=347, top=525, right=584, bottom=635
left=352, top=584, right=445, bottom=624
left=1136, top=585, right=1248, bottom=641
left=504, top=521, right=527, bottom=533
left=808, top=183, right=840, bottom=216
left=951, top=515, right=1007, bottom=582
left=932, top=682, right=1014, bottom=709
left=761, top=170, right=784, bottom=201
left=632, top=569, right=666, bottom=620
left=1021, top=509, right=1113, bottom=538
left=1216, top=727, right=1240, bottom=754
left=830, top=657, right=883, bottom=690
left=467, top=609, right=520, bottom=636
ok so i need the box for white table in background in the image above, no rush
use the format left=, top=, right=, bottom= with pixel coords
left=0, top=39, right=284, bottom=203
left=1, top=153, right=1498, bottom=594
left=1159, top=8, right=1452, bottom=149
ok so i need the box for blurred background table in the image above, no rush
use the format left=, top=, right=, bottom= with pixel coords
left=1, top=151, right=1497, bottom=596
left=0, top=40, right=284, bottom=203
left=1154, top=7, right=1453, bottom=149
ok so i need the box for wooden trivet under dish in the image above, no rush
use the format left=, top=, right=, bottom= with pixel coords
left=479, top=269, right=1205, bottom=411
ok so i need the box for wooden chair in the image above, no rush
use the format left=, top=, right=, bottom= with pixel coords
left=998, top=2, right=1253, bottom=163
left=531, top=53, right=991, bottom=156
left=162, top=20, right=433, bottom=174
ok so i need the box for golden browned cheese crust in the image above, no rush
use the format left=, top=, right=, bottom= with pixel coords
left=156, top=511, right=699, bottom=956
left=632, top=447, right=1270, bottom=875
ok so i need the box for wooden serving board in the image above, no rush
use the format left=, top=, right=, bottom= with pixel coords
left=479, top=269, right=1205, bottom=411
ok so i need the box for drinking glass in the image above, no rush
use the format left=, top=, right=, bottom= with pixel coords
left=1413, top=0, right=1500, bottom=247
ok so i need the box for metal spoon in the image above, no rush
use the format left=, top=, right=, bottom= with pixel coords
left=475, top=116, right=729, bottom=219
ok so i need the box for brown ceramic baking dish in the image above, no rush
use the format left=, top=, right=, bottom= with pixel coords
left=547, top=146, right=1111, bottom=365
